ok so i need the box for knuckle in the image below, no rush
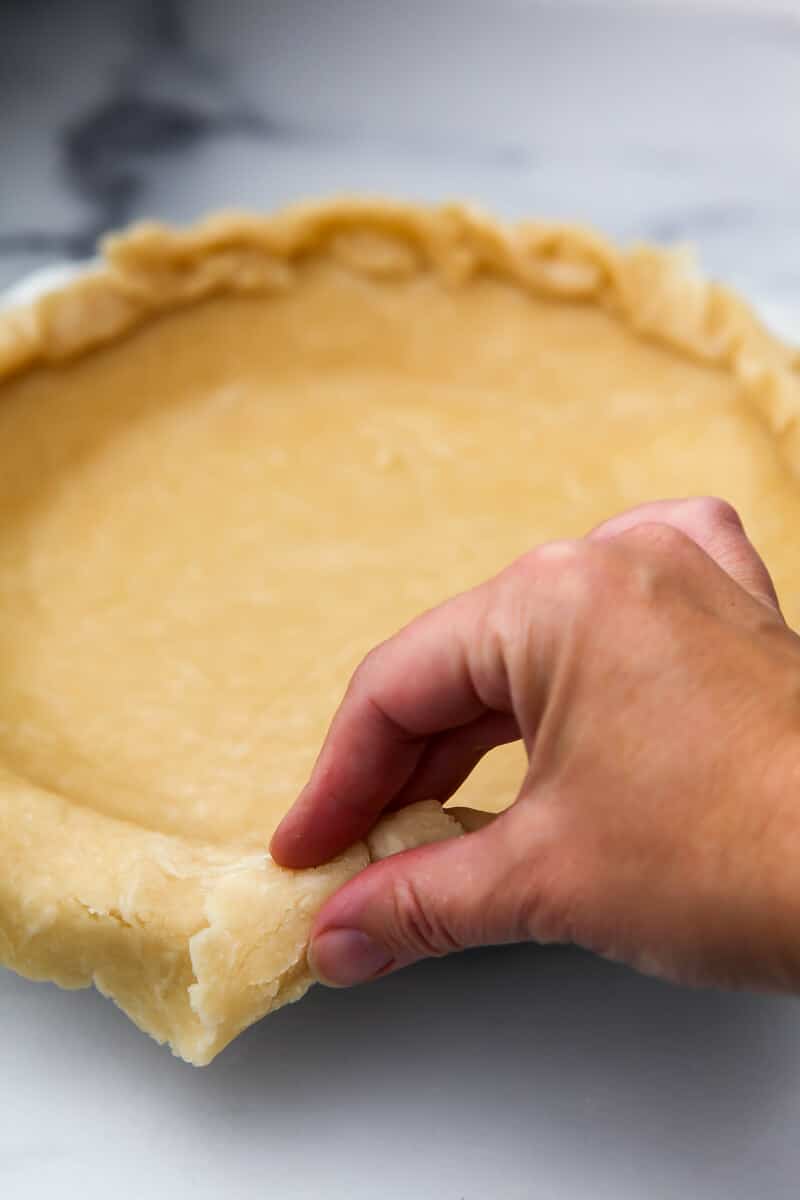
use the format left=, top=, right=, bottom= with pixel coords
left=347, top=653, right=372, bottom=696
left=509, top=539, right=608, bottom=598
left=386, top=875, right=462, bottom=958
left=497, top=807, right=590, bottom=946
left=551, top=541, right=617, bottom=606
left=499, top=540, right=604, bottom=649
left=506, top=539, right=575, bottom=581
left=347, top=640, right=388, bottom=697
left=619, top=519, right=694, bottom=559
left=518, top=539, right=584, bottom=578
left=683, top=495, right=743, bottom=531
left=518, top=852, right=579, bottom=945
left=617, top=500, right=745, bottom=570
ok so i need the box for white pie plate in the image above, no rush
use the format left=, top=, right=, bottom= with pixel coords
left=1, top=261, right=800, bottom=1200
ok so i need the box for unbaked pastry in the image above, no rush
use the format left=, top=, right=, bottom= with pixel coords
left=0, top=200, right=798, bottom=1064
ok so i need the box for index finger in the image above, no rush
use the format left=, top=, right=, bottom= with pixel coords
left=269, top=582, right=512, bottom=868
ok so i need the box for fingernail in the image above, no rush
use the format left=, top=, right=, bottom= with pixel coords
left=309, top=929, right=393, bottom=987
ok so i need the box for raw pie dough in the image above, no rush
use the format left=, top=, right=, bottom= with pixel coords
left=0, top=200, right=798, bottom=1064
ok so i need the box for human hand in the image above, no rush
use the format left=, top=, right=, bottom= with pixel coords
left=271, top=498, right=800, bottom=994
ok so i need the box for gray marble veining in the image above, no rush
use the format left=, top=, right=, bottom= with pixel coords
left=1, top=0, right=799, bottom=304
left=3, top=6, right=800, bottom=1200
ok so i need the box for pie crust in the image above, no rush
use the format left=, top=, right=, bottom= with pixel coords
left=0, top=199, right=798, bottom=1064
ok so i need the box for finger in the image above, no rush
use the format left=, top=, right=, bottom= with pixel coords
left=588, top=496, right=781, bottom=612
left=270, top=582, right=516, bottom=868
left=387, top=710, right=520, bottom=812
left=307, top=806, right=545, bottom=986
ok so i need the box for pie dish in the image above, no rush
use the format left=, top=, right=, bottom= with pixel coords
left=0, top=199, right=798, bottom=1065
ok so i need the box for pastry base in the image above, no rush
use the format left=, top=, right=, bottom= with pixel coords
left=0, top=201, right=798, bottom=1062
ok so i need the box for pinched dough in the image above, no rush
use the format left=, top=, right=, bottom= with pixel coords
left=0, top=200, right=797, bottom=1062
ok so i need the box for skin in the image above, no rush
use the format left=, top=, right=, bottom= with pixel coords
left=270, top=498, right=800, bottom=993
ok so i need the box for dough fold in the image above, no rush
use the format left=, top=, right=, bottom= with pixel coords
left=0, top=199, right=797, bottom=1063
left=1, top=786, right=461, bottom=1065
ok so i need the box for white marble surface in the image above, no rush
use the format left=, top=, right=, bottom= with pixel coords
left=2, top=3, right=800, bottom=1198
left=2, top=0, right=800, bottom=303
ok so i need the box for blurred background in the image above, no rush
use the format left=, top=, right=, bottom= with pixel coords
left=1, top=3, right=800, bottom=1199
left=1, top=0, right=799, bottom=313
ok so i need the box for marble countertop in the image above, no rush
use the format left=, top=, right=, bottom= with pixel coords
left=2, top=0, right=799, bottom=306
left=2, top=4, right=800, bottom=1200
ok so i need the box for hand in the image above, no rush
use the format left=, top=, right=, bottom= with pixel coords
left=271, top=498, right=800, bottom=994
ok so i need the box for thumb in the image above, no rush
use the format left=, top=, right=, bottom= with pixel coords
left=308, top=810, right=545, bottom=987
